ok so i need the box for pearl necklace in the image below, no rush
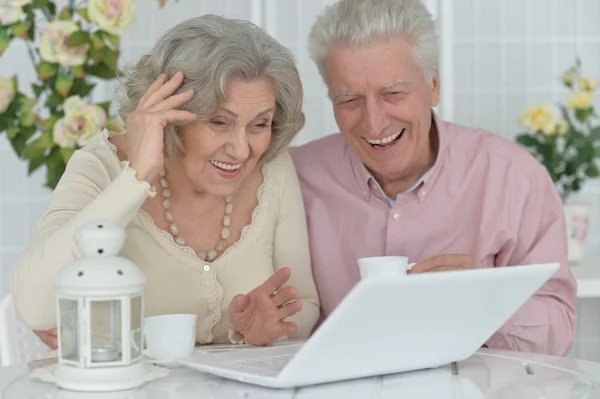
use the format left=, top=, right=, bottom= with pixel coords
left=159, top=167, right=232, bottom=262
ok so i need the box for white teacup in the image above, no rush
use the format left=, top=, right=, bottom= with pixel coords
left=142, top=314, right=197, bottom=362
left=358, top=256, right=411, bottom=279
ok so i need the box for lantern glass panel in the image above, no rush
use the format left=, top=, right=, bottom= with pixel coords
left=90, top=300, right=122, bottom=363
left=59, top=299, right=79, bottom=361
left=130, top=295, right=143, bottom=359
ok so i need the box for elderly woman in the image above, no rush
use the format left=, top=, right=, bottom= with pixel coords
left=10, top=15, right=319, bottom=348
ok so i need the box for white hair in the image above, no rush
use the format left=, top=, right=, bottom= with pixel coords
left=308, top=0, right=438, bottom=87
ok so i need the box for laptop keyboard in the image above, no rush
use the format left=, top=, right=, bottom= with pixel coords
left=231, top=354, right=293, bottom=375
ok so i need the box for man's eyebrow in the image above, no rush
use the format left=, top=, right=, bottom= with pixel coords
left=333, top=91, right=361, bottom=100
left=332, top=79, right=412, bottom=99
left=381, top=79, right=412, bottom=89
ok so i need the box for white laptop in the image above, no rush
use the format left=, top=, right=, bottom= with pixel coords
left=177, top=263, right=560, bottom=388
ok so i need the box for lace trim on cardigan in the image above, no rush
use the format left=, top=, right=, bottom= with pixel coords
left=95, top=129, right=272, bottom=343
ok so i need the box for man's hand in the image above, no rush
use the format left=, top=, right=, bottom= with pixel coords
left=33, top=328, right=58, bottom=350
left=409, top=254, right=474, bottom=274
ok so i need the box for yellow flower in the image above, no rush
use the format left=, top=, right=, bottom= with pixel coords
left=0, top=0, right=30, bottom=25
left=579, top=77, right=598, bottom=92
left=555, top=119, right=568, bottom=135
left=53, top=96, right=107, bottom=148
left=39, top=20, right=89, bottom=67
left=567, top=90, right=594, bottom=110
left=518, top=105, right=558, bottom=135
left=88, top=0, right=136, bottom=36
left=0, top=76, right=15, bottom=113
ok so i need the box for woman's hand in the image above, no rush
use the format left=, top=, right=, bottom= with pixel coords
left=126, top=71, right=196, bottom=182
left=229, top=268, right=303, bottom=346
left=33, top=328, right=58, bottom=350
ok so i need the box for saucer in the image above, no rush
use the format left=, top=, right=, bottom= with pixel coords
left=144, top=357, right=182, bottom=368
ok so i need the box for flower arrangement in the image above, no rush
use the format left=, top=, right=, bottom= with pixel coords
left=516, top=59, right=600, bottom=203
left=0, top=0, right=168, bottom=189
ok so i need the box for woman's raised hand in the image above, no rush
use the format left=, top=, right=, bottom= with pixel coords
left=126, top=72, right=196, bottom=182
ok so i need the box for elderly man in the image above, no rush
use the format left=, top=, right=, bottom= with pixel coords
left=291, top=0, right=576, bottom=356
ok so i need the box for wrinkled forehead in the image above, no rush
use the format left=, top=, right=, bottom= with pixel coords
left=323, top=38, right=419, bottom=93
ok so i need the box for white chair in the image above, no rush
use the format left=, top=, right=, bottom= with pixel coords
left=0, top=293, right=50, bottom=366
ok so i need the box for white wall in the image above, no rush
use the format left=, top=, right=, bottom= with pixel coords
left=1, top=0, right=598, bottom=359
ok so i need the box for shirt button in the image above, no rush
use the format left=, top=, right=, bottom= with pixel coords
left=392, top=212, right=400, bottom=220
left=203, top=265, right=210, bottom=272
left=420, top=190, right=427, bottom=198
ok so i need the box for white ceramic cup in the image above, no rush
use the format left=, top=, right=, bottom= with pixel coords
left=142, top=314, right=197, bottom=362
left=358, top=256, right=410, bottom=280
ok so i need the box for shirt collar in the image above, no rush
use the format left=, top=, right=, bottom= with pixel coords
left=349, top=110, right=448, bottom=203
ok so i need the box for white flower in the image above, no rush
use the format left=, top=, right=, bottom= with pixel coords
left=0, top=0, right=32, bottom=6
left=53, top=96, right=107, bottom=148
left=39, top=20, right=89, bottom=67
left=88, top=0, right=136, bottom=36
left=0, top=76, right=15, bottom=112
left=0, top=0, right=31, bottom=25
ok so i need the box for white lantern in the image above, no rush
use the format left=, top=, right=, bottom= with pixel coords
left=33, top=220, right=168, bottom=391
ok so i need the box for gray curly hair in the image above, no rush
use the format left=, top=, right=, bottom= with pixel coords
left=116, top=14, right=305, bottom=165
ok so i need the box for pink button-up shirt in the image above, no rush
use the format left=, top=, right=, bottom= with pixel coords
left=290, top=114, right=577, bottom=356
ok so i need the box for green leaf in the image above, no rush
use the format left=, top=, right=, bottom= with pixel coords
left=97, top=101, right=111, bottom=114
left=46, top=161, right=66, bottom=189
left=91, top=31, right=104, bottom=51
left=48, top=2, right=56, bottom=16
left=89, top=47, right=104, bottom=62
left=58, top=7, right=72, bottom=21
left=516, top=134, right=540, bottom=147
left=575, top=107, right=593, bottom=123
left=31, top=83, right=45, bottom=97
left=103, top=32, right=120, bottom=49
left=85, top=63, right=116, bottom=79
left=6, top=124, right=19, bottom=139
left=590, top=126, right=600, bottom=141
left=11, top=21, right=28, bottom=38
left=23, top=139, right=46, bottom=160
left=17, top=97, right=36, bottom=127
left=28, top=156, right=46, bottom=175
left=60, top=147, right=76, bottom=163
left=70, top=79, right=95, bottom=97
left=47, top=147, right=63, bottom=167
left=45, top=92, right=64, bottom=108
left=70, top=65, right=85, bottom=78
left=585, top=163, right=600, bottom=178
left=38, top=62, right=58, bottom=80
left=101, top=47, right=118, bottom=69
left=0, top=115, right=11, bottom=131
left=37, top=130, right=55, bottom=149
left=55, top=71, right=74, bottom=97
left=75, top=8, right=90, bottom=22
left=25, top=8, right=35, bottom=39
left=31, top=0, right=50, bottom=8
left=10, top=134, right=28, bottom=157
left=105, top=118, right=124, bottom=133
left=0, top=26, right=11, bottom=56
left=66, top=30, right=89, bottom=47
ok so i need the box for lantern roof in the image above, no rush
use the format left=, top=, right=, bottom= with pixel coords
left=55, top=220, right=146, bottom=295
